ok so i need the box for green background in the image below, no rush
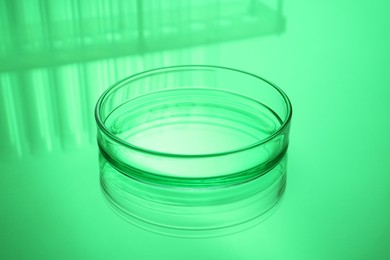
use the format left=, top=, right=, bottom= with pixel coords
left=1, top=0, right=390, bottom=259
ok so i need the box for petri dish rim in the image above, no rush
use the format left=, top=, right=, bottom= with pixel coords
left=95, top=65, right=292, bottom=158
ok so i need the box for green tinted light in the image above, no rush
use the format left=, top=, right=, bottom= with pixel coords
left=95, top=65, right=292, bottom=237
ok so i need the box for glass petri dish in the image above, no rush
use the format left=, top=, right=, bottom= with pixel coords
left=95, top=65, right=292, bottom=237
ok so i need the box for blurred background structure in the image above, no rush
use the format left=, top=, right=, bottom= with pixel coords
left=0, top=0, right=284, bottom=158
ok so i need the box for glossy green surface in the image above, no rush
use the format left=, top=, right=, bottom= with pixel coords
left=1, top=0, right=390, bottom=259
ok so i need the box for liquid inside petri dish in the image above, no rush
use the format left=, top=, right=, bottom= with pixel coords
left=104, top=88, right=282, bottom=155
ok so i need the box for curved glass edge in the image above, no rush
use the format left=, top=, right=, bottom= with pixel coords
left=95, top=65, right=292, bottom=159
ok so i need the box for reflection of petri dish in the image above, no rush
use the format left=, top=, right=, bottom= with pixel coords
left=99, top=151, right=287, bottom=238
left=95, top=65, right=292, bottom=237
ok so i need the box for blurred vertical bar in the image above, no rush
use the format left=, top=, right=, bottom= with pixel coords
left=53, top=64, right=84, bottom=150
left=7, top=0, right=27, bottom=53
left=0, top=1, right=17, bottom=158
left=0, top=1, right=12, bottom=57
left=121, top=0, right=138, bottom=48
left=176, top=0, right=186, bottom=86
left=13, top=0, right=54, bottom=155
left=75, top=0, right=95, bottom=145
left=15, top=68, right=57, bottom=155
left=149, top=0, right=163, bottom=90
left=277, top=0, right=285, bottom=33
left=0, top=73, right=24, bottom=158
left=46, top=0, right=75, bottom=150
left=136, top=0, right=145, bottom=51
left=29, top=69, right=57, bottom=153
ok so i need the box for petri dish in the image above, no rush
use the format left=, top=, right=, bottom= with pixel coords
left=95, top=65, right=292, bottom=237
